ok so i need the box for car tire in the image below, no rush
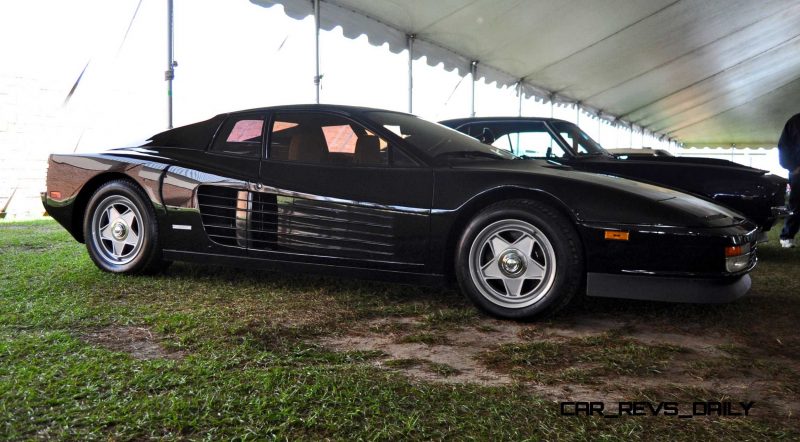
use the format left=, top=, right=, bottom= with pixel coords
left=455, top=199, right=583, bottom=319
left=83, top=180, right=166, bottom=274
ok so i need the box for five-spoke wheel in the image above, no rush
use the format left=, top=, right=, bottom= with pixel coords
left=456, top=199, right=583, bottom=319
left=469, top=219, right=557, bottom=309
left=92, top=195, right=144, bottom=265
left=84, top=180, right=166, bottom=274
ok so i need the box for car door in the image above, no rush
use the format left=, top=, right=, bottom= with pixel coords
left=161, top=112, right=266, bottom=254
left=162, top=112, right=264, bottom=181
left=249, top=110, right=433, bottom=272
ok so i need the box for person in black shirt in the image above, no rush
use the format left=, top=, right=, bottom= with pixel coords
left=778, top=112, right=800, bottom=248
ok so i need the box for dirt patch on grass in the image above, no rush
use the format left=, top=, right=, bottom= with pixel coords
left=81, top=326, right=185, bottom=360
left=321, top=314, right=800, bottom=418
left=330, top=334, right=512, bottom=386
left=0, top=244, right=60, bottom=252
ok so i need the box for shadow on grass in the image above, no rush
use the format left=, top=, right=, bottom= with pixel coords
left=160, top=240, right=799, bottom=309
left=157, top=251, right=799, bottom=349
left=162, top=261, right=467, bottom=310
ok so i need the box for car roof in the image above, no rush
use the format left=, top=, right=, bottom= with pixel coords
left=220, top=103, right=413, bottom=118
left=439, top=116, right=573, bottom=126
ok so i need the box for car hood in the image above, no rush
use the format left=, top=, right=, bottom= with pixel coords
left=606, top=154, right=767, bottom=174
left=450, top=160, right=747, bottom=227
left=569, top=155, right=788, bottom=200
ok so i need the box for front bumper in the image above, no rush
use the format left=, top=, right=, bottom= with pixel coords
left=772, top=205, right=792, bottom=218
left=578, top=221, right=759, bottom=276
left=586, top=273, right=751, bottom=304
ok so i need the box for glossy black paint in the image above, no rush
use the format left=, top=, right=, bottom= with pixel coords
left=44, top=105, right=758, bottom=301
left=440, top=117, right=788, bottom=232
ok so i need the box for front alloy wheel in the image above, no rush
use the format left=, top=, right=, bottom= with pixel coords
left=456, top=199, right=583, bottom=319
left=469, top=219, right=557, bottom=309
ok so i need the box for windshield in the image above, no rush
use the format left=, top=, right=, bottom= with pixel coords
left=551, top=121, right=610, bottom=156
left=364, top=111, right=517, bottom=161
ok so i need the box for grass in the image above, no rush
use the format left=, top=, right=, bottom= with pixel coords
left=1, top=219, right=799, bottom=440
left=383, top=359, right=460, bottom=377
left=396, top=331, right=451, bottom=346
left=384, top=358, right=425, bottom=369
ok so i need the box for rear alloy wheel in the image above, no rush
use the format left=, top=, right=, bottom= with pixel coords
left=456, top=200, right=583, bottom=319
left=92, top=195, right=144, bottom=265
left=84, top=180, right=165, bottom=274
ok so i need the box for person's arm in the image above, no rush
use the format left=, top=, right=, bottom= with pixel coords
left=788, top=117, right=800, bottom=171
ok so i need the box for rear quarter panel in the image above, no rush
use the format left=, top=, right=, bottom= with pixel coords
left=44, top=153, right=169, bottom=241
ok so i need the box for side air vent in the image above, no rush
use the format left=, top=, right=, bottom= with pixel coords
left=197, top=185, right=247, bottom=247
left=197, top=186, right=394, bottom=259
left=249, top=191, right=279, bottom=249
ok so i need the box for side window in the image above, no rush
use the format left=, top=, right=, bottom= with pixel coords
left=474, top=122, right=566, bottom=158
left=491, top=131, right=567, bottom=158
left=210, top=114, right=264, bottom=157
left=268, top=112, right=389, bottom=166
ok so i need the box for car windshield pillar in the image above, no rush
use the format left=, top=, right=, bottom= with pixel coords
left=549, top=121, right=610, bottom=157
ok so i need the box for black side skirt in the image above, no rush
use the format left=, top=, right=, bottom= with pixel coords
left=162, top=249, right=445, bottom=286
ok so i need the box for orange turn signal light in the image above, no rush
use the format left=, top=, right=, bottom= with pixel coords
left=724, top=245, right=744, bottom=257
left=49, top=191, right=62, bottom=199
left=604, top=230, right=630, bottom=241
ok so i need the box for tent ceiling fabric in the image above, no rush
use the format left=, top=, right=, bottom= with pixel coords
left=251, top=0, right=800, bottom=147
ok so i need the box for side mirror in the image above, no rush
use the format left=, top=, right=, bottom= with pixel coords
left=479, top=127, right=495, bottom=144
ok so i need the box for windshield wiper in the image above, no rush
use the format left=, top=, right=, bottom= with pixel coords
left=576, top=151, right=609, bottom=157
left=436, top=150, right=510, bottom=160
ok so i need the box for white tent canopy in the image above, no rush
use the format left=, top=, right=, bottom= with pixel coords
left=251, top=0, right=800, bottom=147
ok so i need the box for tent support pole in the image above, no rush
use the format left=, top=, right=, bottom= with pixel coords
left=407, top=34, right=414, bottom=113
left=470, top=61, right=477, bottom=117
left=517, top=80, right=523, bottom=117
left=576, top=103, right=580, bottom=126
left=166, top=0, right=174, bottom=129
left=313, top=0, right=321, bottom=104
left=598, top=115, right=601, bottom=138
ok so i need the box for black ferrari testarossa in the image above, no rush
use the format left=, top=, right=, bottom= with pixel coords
left=43, top=105, right=758, bottom=319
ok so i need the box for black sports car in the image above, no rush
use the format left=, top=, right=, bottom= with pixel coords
left=439, top=117, right=788, bottom=235
left=43, top=105, right=758, bottom=319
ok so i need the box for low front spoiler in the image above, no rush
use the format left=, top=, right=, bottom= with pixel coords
left=586, top=273, right=751, bottom=304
